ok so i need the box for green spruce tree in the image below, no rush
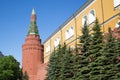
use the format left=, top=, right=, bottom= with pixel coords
left=101, top=28, right=120, bottom=79
left=74, top=21, right=91, bottom=80
left=115, top=28, right=120, bottom=79
left=79, top=21, right=90, bottom=54
left=87, top=19, right=103, bottom=80
left=46, top=44, right=75, bottom=80
left=73, top=47, right=81, bottom=80
left=46, top=44, right=66, bottom=80
left=46, top=49, right=57, bottom=80
left=61, top=47, right=74, bottom=80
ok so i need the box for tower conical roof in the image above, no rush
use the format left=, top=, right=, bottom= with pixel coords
left=28, top=8, right=39, bottom=35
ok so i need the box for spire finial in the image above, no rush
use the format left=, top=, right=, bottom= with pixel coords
left=32, top=8, right=35, bottom=15
left=27, top=8, right=39, bottom=35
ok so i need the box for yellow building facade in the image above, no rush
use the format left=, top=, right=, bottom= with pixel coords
left=43, top=0, right=120, bottom=63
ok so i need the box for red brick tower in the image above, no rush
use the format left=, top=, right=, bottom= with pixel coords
left=22, top=9, right=44, bottom=80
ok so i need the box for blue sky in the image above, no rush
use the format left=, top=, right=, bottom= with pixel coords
left=0, top=0, right=87, bottom=65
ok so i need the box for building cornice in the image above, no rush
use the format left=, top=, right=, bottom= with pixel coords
left=43, top=0, right=94, bottom=44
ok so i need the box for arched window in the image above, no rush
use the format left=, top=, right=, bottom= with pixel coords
left=65, top=27, right=74, bottom=40
left=54, top=39, right=57, bottom=47
left=70, top=27, right=74, bottom=36
left=65, top=29, right=69, bottom=39
left=46, top=45, right=50, bottom=53
left=116, top=21, right=120, bottom=28
left=82, top=15, right=87, bottom=26
left=89, top=10, right=96, bottom=24
left=54, top=37, right=60, bottom=47
left=70, top=46, right=75, bottom=50
left=114, top=0, right=120, bottom=7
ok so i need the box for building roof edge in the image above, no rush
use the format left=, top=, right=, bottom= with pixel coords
left=43, top=0, right=94, bottom=44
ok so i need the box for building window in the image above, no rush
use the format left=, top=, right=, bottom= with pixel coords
left=65, top=27, right=74, bottom=40
left=46, top=45, right=50, bottom=53
left=114, top=0, right=120, bottom=7
left=70, top=27, right=74, bottom=36
left=70, top=46, right=75, bottom=51
left=114, top=0, right=120, bottom=9
left=89, top=10, right=96, bottom=24
left=116, top=21, right=120, bottom=28
left=54, top=37, right=60, bottom=47
left=66, top=30, right=69, bottom=40
left=82, top=15, right=88, bottom=26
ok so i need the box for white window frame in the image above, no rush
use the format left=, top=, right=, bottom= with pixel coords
left=82, top=15, right=88, bottom=26
left=65, top=27, right=74, bottom=40
left=46, top=45, right=50, bottom=53
left=70, top=46, right=75, bottom=51
left=114, top=0, right=120, bottom=7
left=54, top=37, right=60, bottom=47
left=89, top=9, right=96, bottom=24
left=70, top=27, right=74, bottom=36
left=116, top=21, right=120, bottom=28
left=65, top=29, right=70, bottom=40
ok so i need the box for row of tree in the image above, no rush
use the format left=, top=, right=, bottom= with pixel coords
left=0, top=55, right=29, bottom=80
left=46, top=19, right=120, bottom=80
left=0, top=55, right=21, bottom=80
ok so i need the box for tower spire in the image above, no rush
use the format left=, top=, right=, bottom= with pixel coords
left=22, top=9, right=44, bottom=80
left=28, top=8, right=39, bottom=35
left=32, top=8, right=35, bottom=15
